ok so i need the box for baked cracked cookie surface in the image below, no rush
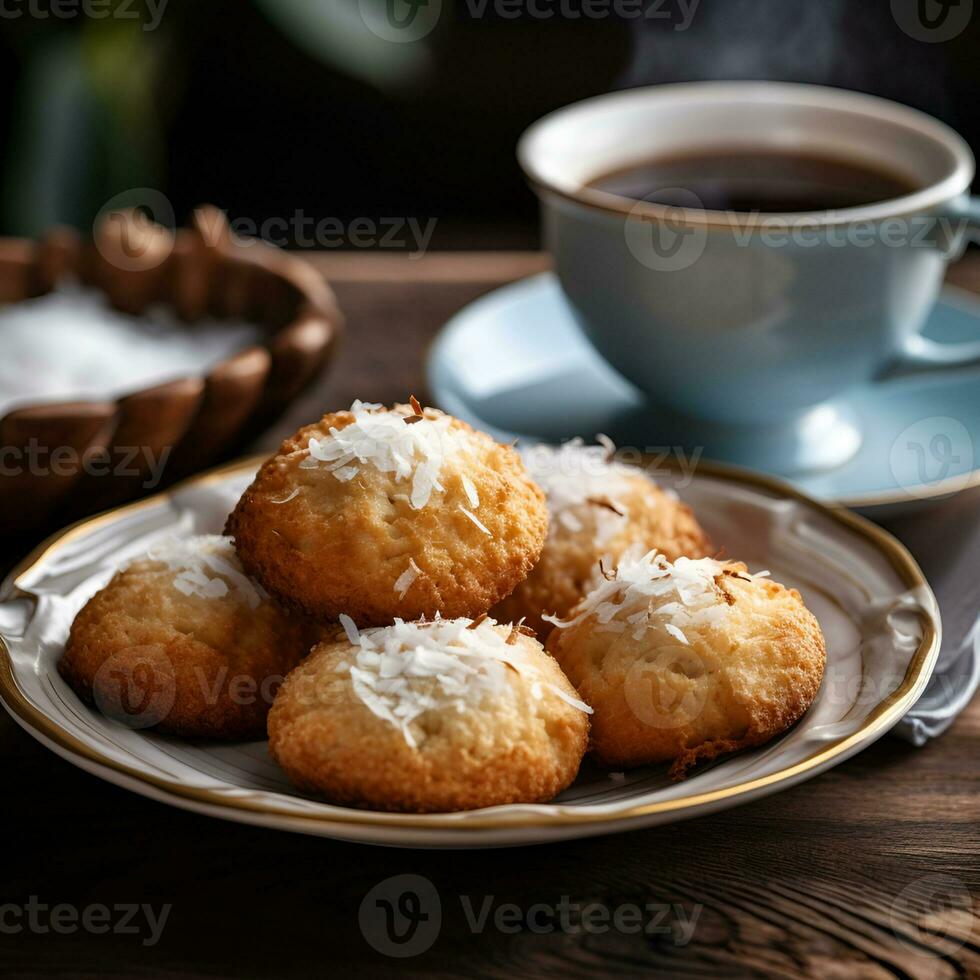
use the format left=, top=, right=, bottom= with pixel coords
left=546, top=549, right=826, bottom=778
left=60, top=535, right=318, bottom=738
left=268, top=616, right=591, bottom=812
left=493, top=440, right=710, bottom=636
left=226, top=400, right=548, bottom=625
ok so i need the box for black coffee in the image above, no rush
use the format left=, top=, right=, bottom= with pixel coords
left=587, top=150, right=917, bottom=213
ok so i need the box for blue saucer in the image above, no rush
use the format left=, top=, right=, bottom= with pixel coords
left=427, top=273, right=980, bottom=514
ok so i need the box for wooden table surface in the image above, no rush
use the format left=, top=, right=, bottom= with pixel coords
left=1, top=253, right=978, bottom=979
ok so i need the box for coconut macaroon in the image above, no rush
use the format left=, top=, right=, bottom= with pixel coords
left=60, top=535, right=318, bottom=738
left=546, top=549, right=826, bottom=779
left=492, top=439, right=710, bottom=636
left=267, top=616, right=591, bottom=812
left=226, top=399, right=548, bottom=625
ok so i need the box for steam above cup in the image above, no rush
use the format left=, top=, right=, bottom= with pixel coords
left=518, top=82, right=980, bottom=473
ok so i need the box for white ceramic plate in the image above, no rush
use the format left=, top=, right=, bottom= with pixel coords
left=0, top=457, right=940, bottom=848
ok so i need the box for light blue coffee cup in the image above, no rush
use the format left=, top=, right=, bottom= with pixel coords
left=518, top=82, right=980, bottom=473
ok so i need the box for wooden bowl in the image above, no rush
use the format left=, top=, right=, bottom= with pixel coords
left=0, top=206, right=342, bottom=536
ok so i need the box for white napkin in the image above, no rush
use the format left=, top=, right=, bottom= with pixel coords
left=884, top=497, right=980, bottom=743
left=894, top=615, right=980, bottom=744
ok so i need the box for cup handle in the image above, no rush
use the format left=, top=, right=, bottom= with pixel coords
left=876, top=194, right=980, bottom=382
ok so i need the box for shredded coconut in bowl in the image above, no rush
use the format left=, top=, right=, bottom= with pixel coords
left=521, top=438, right=639, bottom=544
left=546, top=548, right=768, bottom=645
left=144, top=535, right=269, bottom=610
left=340, top=617, right=591, bottom=747
left=300, top=400, right=470, bottom=510
left=0, top=286, right=261, bottom=417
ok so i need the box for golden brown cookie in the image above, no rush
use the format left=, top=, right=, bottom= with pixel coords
left=59, top=535, right=318, bottom=738
left=546, top=550, right=826, bottom=778
left=268, top=616, right=591, bottom=812
left=226, top=400, right=548, bottom=625
left=493, top=440, right=710, bottom=636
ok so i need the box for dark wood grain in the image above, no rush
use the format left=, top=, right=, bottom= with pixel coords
left=0, top=252, right=977, bottom=980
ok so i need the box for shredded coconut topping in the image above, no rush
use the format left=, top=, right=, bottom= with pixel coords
left=459, top=505, right=491, bottom=536
left=393, top=558, right=422, bottom=598
left=547, top=549, right=756, bottom=644
left=521, top=438, right=641, bottom=546
left=339, top=613, right=361, bottom=646
left=145, top=535, right=268, bottom=609
left=342, top=617, right=592, bottom=747
left=301, top=400, right=468, bottom=509
left=270, top=488, right=300, bottom=505
left=461, top=474, right=480, bottom=509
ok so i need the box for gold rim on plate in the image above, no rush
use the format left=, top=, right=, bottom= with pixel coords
left=0, top=454, right=941, bottom=834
